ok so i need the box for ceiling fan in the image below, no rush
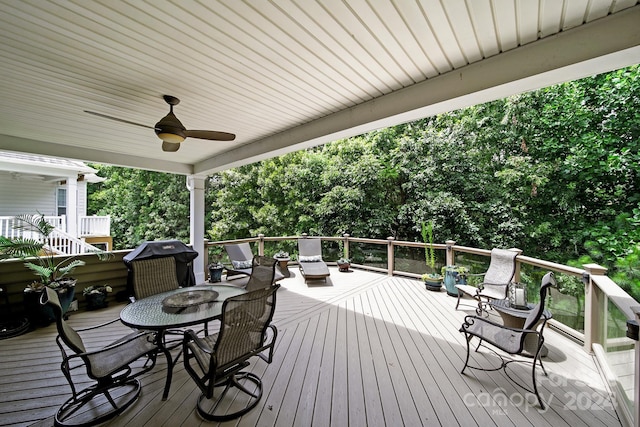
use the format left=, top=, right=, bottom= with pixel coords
left=84, top=95, right=236, bottom=152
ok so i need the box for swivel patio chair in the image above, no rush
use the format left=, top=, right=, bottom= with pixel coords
left=297, top=238, right=330, bottom=283
left=245, top=255, right=278, bottom=292
left=459, top=271, right=555, bottom=408
left=129, top=255, right=191, bottom=342
left=183, top=285, right=280, bottom=421
left=130, top=256, right=181, bottom=300
left=41, top=287, right=157, bottom=427
left=455, top=248, right=518, bottom=314
left=224, top=242, right=255, bottom=278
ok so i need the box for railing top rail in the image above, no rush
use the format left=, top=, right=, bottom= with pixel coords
left=516, top=254, right=585, bottom=277
left=450, top=245, right=492, bottom=257
left=206, top=237, right=261, bottom=246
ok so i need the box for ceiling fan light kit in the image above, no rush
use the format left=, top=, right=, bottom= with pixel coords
left=85, top=95, right=235, bottom=152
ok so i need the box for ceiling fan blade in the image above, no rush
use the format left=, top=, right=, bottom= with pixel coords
left=162, top=141, right=181, bottom=152
left=185, top=130, right=236, bottom=141
left=84, top=110, right=156, bottom=130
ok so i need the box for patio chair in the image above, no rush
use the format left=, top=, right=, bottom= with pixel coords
left=130, top=256, right=181, bottom=300
left=297, top=238, right=330, bottom=283
left=455, top=248, right=518, bottom=314
left=224, top=242, right=254, bottom=278
left=183, top=285, right=280, bottom=421
left=245, top=255, right=278, bottom=292
left=41, top=287, right=157, bottom=427
left=130, top=255, right=200, bottom=342
left=459, top=271, right=556, bottom=408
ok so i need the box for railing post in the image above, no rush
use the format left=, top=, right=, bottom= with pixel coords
left=387, top=237, right=395, bottom=276
left=583, top=263, right=608, bottom=353
left=632, top=307, right=640, bottom=427
left=258, top=234, right=265, bottom=256
left=343, top=234, right=350, bottom=260
left=445, top=240, right=456, bottom=266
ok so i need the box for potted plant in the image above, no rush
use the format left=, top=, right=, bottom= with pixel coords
left=421, top=221, right=442, bottom=291
left=336, top=241, right=351, bottom=272
left=274, top=250, right=289, bottom=259
left=83, top=284, right=112, bottom=310
left=0, top=214, right=104, bottom=325
left=208, top=246, right=224, bottom=283
left=441, top=265, right=468, bottom=297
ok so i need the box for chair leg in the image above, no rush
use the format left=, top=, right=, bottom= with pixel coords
left=460, top=334, right=472, bottom=374
left=55, top=379, right=141, bottom=427
left=196, top=372, right=263, bottom=421
left=531, top=349, right=546, bottom=409
left=455, top=291, right=462, bottom=310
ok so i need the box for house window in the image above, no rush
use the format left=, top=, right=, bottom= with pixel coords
left=57, top=188, right=66, bottom=216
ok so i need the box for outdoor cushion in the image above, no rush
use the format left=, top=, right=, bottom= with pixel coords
left=232, top=259, right=253, bottom=270
left=299, top=255, right=322, bottom=262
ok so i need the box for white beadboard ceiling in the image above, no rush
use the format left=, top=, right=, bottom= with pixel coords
left=0, top=0, right=638, bottom=176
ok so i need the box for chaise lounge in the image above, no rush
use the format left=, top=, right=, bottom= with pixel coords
left=297, top=238, right=330, bottom=283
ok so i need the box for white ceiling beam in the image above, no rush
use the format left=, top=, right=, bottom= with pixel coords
left=0, top=134, right=193, bottom=175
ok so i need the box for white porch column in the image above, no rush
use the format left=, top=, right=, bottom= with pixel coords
left=66, top=174, right=78, bottom=237
left=187, top=175, right=206, bottom=284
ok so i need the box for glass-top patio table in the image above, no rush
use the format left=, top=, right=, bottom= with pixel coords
left=120, top=284, right=246, bottom=400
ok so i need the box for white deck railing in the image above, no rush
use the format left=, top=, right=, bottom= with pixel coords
left=78, top=215, right=110, bottom=236
left=45, top=227, right=103, bottom=255
left=0, top=215, right=110, bottom=239
left=0, top=216, right=66, bottom=239
left=0, top=215, right=105, bottom=255
left=206, top=234, right=640, bottom=427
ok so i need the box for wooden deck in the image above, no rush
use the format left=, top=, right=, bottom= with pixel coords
left=0, top=268, right=623, bottom=427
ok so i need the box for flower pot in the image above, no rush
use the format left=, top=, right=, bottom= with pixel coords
left=85, top=292, right=108, bottom=310
left=23, top=285, right=75, bottom=327
left=208, top=265, right=223, bottom=283
left=442, top=266, right=467, bottom=297
left=337, top=261, right=351, bottom=272
left=422, top=275, right=443, bottom=291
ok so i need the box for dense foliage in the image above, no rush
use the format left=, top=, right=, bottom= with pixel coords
left=89, top=65, right=640, bottom=298
left=87, top=168, right=192, bottom=249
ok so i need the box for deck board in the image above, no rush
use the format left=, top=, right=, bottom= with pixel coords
left=0, top=268, right=625, bottom=427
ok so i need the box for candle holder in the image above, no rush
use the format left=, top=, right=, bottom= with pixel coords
left=508, top=282, right=528, bottom=309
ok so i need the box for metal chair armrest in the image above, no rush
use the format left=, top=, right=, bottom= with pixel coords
left=75, top=317, right=121, bottom=332
left=183, top=329, right=214, bottom=355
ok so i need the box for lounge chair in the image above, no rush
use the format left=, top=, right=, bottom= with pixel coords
left=224, top=242, right=254, bottom=278
left=455, top=248, right=518, bottom=314
left=298, top=238, right=330, bottom=283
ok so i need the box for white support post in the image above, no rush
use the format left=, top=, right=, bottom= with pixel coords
left=66, top=175, right=78, bottom=237
left=187, top=175, right=206, bottom=284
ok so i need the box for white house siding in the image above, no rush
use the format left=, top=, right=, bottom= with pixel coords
left=0, top=172, right=57, bottom=216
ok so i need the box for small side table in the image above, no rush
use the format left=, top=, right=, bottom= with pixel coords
left=491, top=300, right=552, bottom=357
left=274, top=256, right=291, bottom=278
